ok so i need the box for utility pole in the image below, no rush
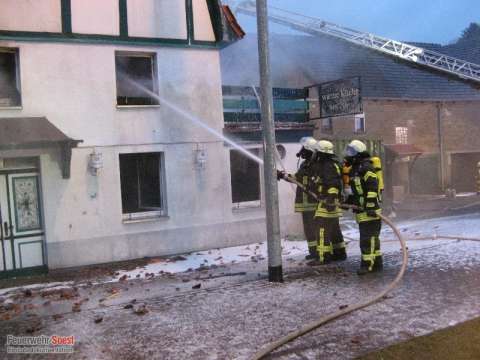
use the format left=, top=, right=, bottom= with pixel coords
left=256, top=0, right=283, bottom=282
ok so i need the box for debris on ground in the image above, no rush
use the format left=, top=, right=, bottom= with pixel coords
left=133, top=304, right=149, bottom=315
left=52, top=314, right=63, bottom=321
left=171, top=255, right=187, bottom=261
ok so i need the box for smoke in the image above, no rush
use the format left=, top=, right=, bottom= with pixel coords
left=221, top=32, right=356, bottom=89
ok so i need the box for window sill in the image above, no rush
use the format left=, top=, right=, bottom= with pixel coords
left=116, top=105, right=160, bottom=110
left=122, top=212, right=168, bottom=224
left=232, top=202, right=262, bottom=212
left=0, top=106, right=22, bottom=110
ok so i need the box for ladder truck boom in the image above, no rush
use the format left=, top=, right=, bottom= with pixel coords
left=232, top=1, right=480, bottom=84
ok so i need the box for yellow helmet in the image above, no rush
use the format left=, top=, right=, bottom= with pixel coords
left=315, top=140, right=335, bottom=154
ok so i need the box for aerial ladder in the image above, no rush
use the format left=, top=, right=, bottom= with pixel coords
left=229, top=1, right=480, bottom=84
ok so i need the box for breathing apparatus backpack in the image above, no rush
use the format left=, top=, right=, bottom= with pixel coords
left=370, top=156, right=384, bottom=201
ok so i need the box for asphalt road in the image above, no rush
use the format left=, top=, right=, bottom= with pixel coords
left=1, top=236, right=480, bottom=359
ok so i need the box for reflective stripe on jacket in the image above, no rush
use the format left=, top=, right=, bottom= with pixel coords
left=294, top=160, right=318, bottom=212
left=313, top=158, right=343, bottom=218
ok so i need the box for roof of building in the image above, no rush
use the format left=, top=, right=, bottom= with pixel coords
left=221, top=32, right=480, bottom=101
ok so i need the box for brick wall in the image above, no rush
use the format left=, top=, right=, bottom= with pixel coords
left=313, top=99, right=480, bottom=194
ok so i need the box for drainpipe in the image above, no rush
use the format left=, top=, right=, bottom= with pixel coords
left=436, top=102, right=445, bottom=192
left=256, top=0, right=283, bottom=282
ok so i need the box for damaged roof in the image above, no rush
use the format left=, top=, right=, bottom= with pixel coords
left=221, top=33, right=480, bottom=100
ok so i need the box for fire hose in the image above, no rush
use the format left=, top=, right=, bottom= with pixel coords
left=251, top=175, right=409, bottom=360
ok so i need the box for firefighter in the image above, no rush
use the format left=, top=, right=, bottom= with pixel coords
left=344, top=140, right=383, bottom=275
left=278, top=137, right=319, bottom=260
left=309, top=140, right=345, bottom=265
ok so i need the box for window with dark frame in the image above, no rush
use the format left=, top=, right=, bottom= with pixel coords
left=115, top=52, right=159, bottom=106
left=119, top=153, right=164, bottom=214
left=0, top=49, right=21, bottom=107
left=230, top=149, right=261, bottom=205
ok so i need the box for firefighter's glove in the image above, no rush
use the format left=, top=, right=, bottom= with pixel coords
left=325, top=203, right=336, bottom=212
left=366, top=209, right=377, bottom=217
left=277, top=170, right=286, bottom=181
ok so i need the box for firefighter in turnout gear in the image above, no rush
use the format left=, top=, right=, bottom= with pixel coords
left=344, top=140, right=383, bottom=275
left=309, top=140, right=345, bottom=265
left=278, top=137, right=319, bottom=260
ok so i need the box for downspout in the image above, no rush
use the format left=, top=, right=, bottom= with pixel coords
left=436, top=102, right=445, bottom=192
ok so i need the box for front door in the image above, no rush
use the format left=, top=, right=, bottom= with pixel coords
left=0, top=171, right=45, bottom=274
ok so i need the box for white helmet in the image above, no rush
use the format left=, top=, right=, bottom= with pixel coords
left=315, top=140, right=335, bottom=154
left=299, top=137, right=317, bottom=152
left=345, top=140, right=367, bottom=157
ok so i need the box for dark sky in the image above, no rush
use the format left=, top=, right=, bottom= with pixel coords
left=234, top=0, right=480, bottom=45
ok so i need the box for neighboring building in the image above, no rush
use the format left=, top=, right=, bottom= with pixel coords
left=221, top=28, right=480, bottom=200
left=0, top=0, right=307, bottom=276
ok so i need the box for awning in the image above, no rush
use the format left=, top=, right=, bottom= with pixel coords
left=384, top=144, right=423, bottom=157
left=0, top=117, right=82, bottom=179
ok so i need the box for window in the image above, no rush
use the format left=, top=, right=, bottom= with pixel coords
left=115, top=52, right=159, bottom=106
left=230, top=149, right=261, bottom=207
left=0, top=49, right=21, bottom=107
left=395, top=127, right=409, bottom=144
left=321, top=117, right=333, bottom=133
left=119, top=153, right=166, bottom=219
left=354, top=113, right=366, bottom=133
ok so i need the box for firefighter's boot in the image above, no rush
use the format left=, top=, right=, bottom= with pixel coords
left=307, top=253, right=331, bottom=266
left=357, top=256, right=383, bottom=275
left=332, top=247, right=347, bottom=261
left=305, top=247, right=319, bottom=260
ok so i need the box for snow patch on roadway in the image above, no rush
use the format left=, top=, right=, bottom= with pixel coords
left=112, top=239, right=307, bottom=281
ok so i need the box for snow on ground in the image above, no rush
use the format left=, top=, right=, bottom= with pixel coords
left=112, top=239, right=308, bottom=281
left=2, top=213, right=479, bottom=294
left=112, top=213, right=480, bottom=282
left=395, top=212, right=480, bottom=239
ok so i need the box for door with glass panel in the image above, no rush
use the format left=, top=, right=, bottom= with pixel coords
left=0, top=168, right=45, bottom=274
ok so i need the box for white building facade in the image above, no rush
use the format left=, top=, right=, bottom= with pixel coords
left=0, top=0, right=302, bottom=275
